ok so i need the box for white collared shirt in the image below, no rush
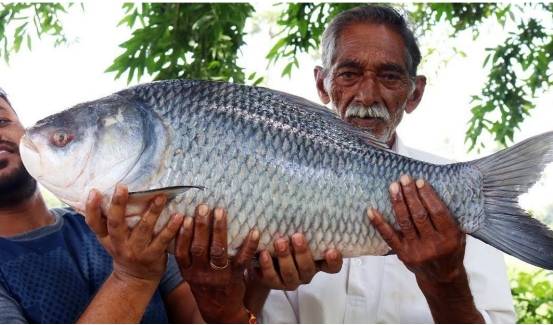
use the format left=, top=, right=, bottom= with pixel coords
left=260, top=137, right=516, bottom=323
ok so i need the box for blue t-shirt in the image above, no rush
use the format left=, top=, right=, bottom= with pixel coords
left=0, top=208, right=183, bottom=323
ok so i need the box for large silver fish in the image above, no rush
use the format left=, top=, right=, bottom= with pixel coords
left=19, top=79, right=553, bottom=269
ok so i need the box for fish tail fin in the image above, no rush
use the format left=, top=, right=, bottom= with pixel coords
left=471, top=131, right=553, bottom=269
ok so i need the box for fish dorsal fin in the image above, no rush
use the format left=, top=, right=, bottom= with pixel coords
left=125, top=185, right=205, bottom=217
left=268, top=89, right=393, bottom=152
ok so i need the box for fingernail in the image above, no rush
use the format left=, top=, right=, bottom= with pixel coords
left=185, top=216, right=193, bottom=226
left=416, top=179, right=425, bottom=188
left=181, top=217, right=192, bottom=234
left=277, top=239, right=287, bottom=252
left=155, top=196, right=165, bottom=206
left=261, top=251, right=270, bottom=263
left=214, top=208, right=224, bottom=221
left=172, top=213, right=183, bottom=223
left=400, top=174, right=410, bottom=186
left=198, top=204, right=208, bottom=216
left=389, top=182, right=399, bottom=195
left=251, top=229, right=260, bottom=241
left=87, top=190, right=96, bottom=203
left=292, top=234, right=304, bottom=247
left=367, top=208, right=374, bottom=220
left=117, top=184, right=127, bottom=195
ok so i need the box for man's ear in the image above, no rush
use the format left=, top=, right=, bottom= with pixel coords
left=405, top=75, right=426, bottom=114
left=314, top=66, right=330, bottom=105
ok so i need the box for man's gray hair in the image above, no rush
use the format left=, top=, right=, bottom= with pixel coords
left=321, top=5, right=421, bottom=77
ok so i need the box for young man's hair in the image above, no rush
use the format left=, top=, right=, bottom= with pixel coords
left=0, top=87, right=11, bottom=107
left=321, top=5, right=421, bottom=77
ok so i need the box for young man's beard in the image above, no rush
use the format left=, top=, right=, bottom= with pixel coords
left=0, top=160, right=37, bottom=208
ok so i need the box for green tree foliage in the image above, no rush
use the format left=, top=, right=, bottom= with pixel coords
left=411, top=3, right=553, bottom=151
left=0, top=3, right=551, bottom=151
left=265, top=3, right=364, bottom=77
left=510, top=269, right=553, bottom=323
left=0, top=3, right=71, bottom=61
left=105, top=3, right=261, bottom=84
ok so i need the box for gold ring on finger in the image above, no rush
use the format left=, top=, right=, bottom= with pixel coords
left=209, top=259, right=230, bottom=271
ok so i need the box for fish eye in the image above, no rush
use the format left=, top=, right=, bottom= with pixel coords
left=51, top=130, right=74, bottom=148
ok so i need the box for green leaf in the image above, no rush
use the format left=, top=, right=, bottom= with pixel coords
left=281, top=61, right=294, bottom=77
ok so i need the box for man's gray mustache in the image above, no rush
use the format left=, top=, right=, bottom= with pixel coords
left=345, top=104, right=391, bottom=121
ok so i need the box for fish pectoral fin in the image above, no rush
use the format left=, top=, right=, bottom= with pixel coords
left=125, top=185, right=205, bottom=218
left=128, top=185, right=205, bottom=203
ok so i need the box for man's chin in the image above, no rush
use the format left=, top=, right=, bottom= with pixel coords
left=0, top=163, right=37, bottom=207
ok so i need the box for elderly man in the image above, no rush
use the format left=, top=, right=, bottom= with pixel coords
left=258, top=5, right=515, bottom=323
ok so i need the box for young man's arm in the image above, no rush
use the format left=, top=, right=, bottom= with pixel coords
left=77, top=185, right=184, bottom=323
left=0, top=284, right=27, bottom=324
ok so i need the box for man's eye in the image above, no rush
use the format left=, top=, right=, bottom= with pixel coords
left=0, top=119, right=11, bottom=127
left=338, top=71, right=358, bottom=79
left=377, top=72, right=410, bottom=90
left=379, top=72, right=402, bottom=81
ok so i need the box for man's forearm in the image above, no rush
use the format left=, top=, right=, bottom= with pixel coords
left=77, top=272, right=159, bottom=323
left=417, top=268, right=485, bottom=324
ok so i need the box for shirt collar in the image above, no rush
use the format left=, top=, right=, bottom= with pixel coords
left=392, top=134, right=410, bottom=156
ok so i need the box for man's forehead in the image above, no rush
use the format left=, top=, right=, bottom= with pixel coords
left=0, top=97, right=15, bottom=115
left=333, top=23, right=408, bottom=68
left=335, top=57, right=406, bottom=72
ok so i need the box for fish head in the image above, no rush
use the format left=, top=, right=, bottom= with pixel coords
left=20, top=94, right=154, bottom=211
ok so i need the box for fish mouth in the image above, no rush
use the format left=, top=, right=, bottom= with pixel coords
left=20, top=135, right=39, bottom=153
left=19, top=135, right=43, bottom=178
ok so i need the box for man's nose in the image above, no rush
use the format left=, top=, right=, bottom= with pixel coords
left=355, top=74, right=381, bottom=107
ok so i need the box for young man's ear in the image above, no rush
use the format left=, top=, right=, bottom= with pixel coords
left=405, top=75, right=426, bottom=114
left=314, top=66, right=331, bottom=105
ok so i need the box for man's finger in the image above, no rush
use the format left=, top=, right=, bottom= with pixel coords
left=399, top=175, right=435, bottom=237
left=175, top=216, right=194, bottom=269
left=290, top=233, right=317, bottom=283
left=190, top=204, right=211, bottom=265
left=84, top=189, right=108, bottom=238
left=233, top=229, right=260, bottom=270
left=130, top=195, right=167, bottom=245
left=318, top=249, right=343, bottom=274
left=210, top=208, right=229, bottom=269
left=151, top=213, right=184, bottom=252
left=388, top=181, right=418, bottom=240
left=274, top=237, right=301, bottom=289
left=368, top=208, right=402, bottom=252
left=107, top=184, right=129, bottom=246
left=258, top=250, right=284, bottom=289
left=415, top=179, right=456, bottom=231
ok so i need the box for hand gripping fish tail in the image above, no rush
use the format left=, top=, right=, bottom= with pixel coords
left=470, top=131, right=553, bottom=269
